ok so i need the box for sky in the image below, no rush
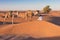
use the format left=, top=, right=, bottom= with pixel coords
left=0, top=0, right=60, bottom=10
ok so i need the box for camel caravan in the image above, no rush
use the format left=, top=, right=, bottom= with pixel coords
left=0, top=10, right=39, bottom=19
left=0, top=5, right=51, bottom=24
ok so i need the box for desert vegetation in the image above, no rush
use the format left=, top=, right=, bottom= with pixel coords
left=43, top=5, right=51, bottom=14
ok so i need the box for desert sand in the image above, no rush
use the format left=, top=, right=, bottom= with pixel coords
left=49, top=11, right=60, bottom=17
left=0, top=11, right=60, bottom=40
left=0, top=20, right=60, bottom=38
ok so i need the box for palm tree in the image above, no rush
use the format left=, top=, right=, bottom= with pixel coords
left=43, top=5, right=51, bottom=14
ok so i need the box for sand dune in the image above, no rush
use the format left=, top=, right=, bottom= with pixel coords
left=0, top=20, right=60, bottom=38
left=49, top=11, right=60, bottom=17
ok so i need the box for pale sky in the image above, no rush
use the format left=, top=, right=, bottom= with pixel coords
left=0, top=0, right=60, bottom=10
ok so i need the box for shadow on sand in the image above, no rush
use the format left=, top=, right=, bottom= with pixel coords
left=0, top=35, right=60, bottom=40
left=0, top=21, right=19, bottom=25
left=47, top=17, right=60, bottom=26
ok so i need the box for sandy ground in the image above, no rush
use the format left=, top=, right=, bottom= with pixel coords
left=0, top=20, right=60, bottom=38
left=49, top=11, right=60, bottom=17
left=0, top=11, right=60, bottom=40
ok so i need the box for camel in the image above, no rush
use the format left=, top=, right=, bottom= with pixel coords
left=26, top=10, right=33, bottom=21
left=3, top=11, right=11, bottom=24
left=12, top=11, right=19, bottom=17
left=18, top=10, right=33, bottom=21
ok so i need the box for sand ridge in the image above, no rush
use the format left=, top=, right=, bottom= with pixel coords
left=0, top=20, right=60, bottom=38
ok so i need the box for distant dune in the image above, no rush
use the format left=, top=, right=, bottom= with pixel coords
left=49, top=11, right=60, bottom=17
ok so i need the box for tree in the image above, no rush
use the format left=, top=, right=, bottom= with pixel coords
left=43, top=5, right=51, bottom=14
